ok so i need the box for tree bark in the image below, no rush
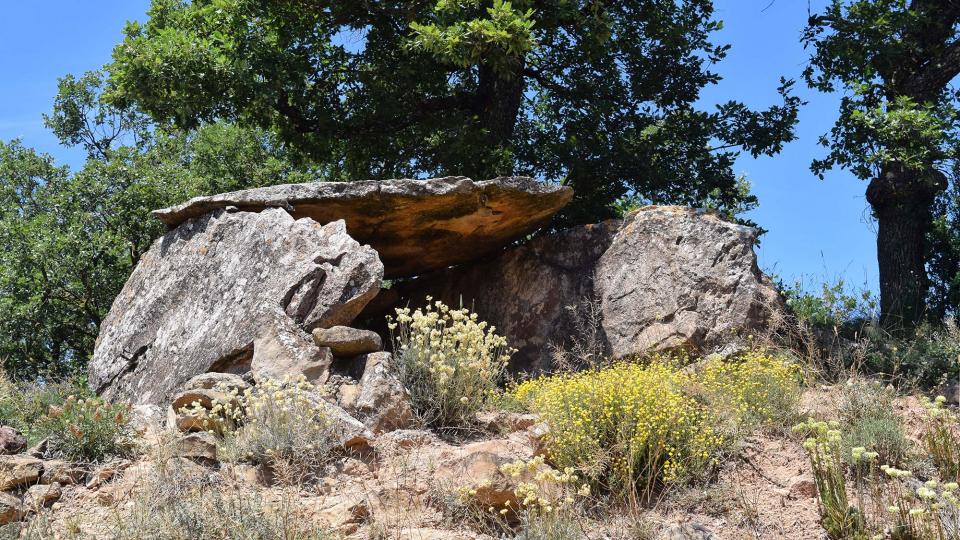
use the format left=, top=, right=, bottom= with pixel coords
left=866, top=162, right=946, bottom=331
left=474, top=63, right=525, bottom=178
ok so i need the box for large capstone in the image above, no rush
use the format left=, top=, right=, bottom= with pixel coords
left=89, top=208, right=383, bottom=406
left=367, top=206, right=782, bottom=372
left=153, top=176, right=573, bottom=278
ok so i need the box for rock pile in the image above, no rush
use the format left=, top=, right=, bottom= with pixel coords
left=90, top=174, right=781, bottom=407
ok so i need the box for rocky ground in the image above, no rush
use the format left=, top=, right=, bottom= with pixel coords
left=2, top=383, right=932, bottom=540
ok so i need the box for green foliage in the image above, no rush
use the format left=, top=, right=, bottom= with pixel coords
left=838, top=379, right=910, bottom=467
left=857, top=323, right=960, bottom=389
left=0, top=364, right=92, bottom=446
left=37, top=395, right=135, bottom=463
left=408, top=0, right=537, bottom=75
left=930, top=173, right=960, bottom=318
left=803, top=1, right=960, bottom=321
left=103, top=0, right=800, bottom=225
left=784, top=279, right=878, bottom=330
left=803, top=1, right=960, bottom=182
left=0, top=72, right=313, bottom=377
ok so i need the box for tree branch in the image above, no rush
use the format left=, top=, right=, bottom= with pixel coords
left=904, top=39, right=960, bottom=98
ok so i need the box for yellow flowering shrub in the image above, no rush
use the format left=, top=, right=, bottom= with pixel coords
left=515, top=362, right=721, bottom=499
left=697, top=351, right=802, bottom=428
left=388, top=298, right=513, bottom=428
left=515, top=353, right=800, bottom=500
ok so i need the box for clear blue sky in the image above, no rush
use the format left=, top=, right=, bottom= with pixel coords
left=0, top=0, right=876, bottom=293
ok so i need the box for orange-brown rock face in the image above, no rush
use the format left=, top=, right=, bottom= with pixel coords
left=152, top=176, right=573, bottom=278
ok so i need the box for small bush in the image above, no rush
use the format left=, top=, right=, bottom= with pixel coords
left=784, top=279, right=878, bottom=331
left=108, top=441, right=334, bottom=540
left=697, top=351, right=802, bottom=430
left=0, top=365, right=91, bottom=445
left=515, top=354, right=800, bottom=502
left=388, top=298, right=513, bottom=428
left=837, top=379, right=910, bottom=468
left=515, top=362, right=717, bottom=501
left=793, top=418, right=870, bottom=539
left=184, top=376, right=338, bottom=479
left=797, top=415, right=960, bottom=540
left=921, top=396, right=960, bottom=482
left=36, top=395, right=134, bottom=463
left=858, top=322, right=960, bottom=388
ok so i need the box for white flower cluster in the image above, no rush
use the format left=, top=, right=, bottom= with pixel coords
left=388, top=297, right=514, bottom=427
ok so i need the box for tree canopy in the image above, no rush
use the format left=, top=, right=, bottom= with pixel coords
left=104, top=0, right=800, bottom=224
left=803, top=0, right=960, bottom=325
left=0, top=72, right=313, bottom=377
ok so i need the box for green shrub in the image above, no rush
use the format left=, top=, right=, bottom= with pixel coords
left=0, top=365, right=93, bottom=446
left=838, top=379, right=910, bottom=467
left=783, top=279, right=878, bottom=331
left=36, top=395, right=134, bottom=463
left=388, top=298, right=513, bottom=429
left=857, top=322, right=960, bottom=388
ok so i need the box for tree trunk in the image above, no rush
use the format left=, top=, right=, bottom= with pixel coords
left=866, top=162, right=946, bottom=331
left=474, top=63, right=525, bottom=178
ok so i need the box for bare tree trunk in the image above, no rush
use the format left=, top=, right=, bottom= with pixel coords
left=866, top=162, right=946, bottom=331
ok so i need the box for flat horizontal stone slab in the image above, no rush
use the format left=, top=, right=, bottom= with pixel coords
left=153, top=176, right=573, bottom=278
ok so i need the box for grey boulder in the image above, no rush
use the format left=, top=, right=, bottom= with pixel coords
left=312, top=326, right=382, bottom=357
left=595, top=206, right=781, bottom=358
left=89, top=208, right=383, bottom=406
left=372, top=206, right=781, bottom=372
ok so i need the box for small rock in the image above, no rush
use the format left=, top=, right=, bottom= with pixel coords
left=354, top=352, right=415, bottom=434
left=175, top=432, right=218, bottom=464
left=312, top=326, right=382, bottom=357
left=432, top=439, right=535, bottom=509
left=23, top=483, right=61, bottom=510
left=40, top=460, right=87, bottom=485
left=316, top=398, right=375, bottom=449
left=171, top=388, right=236, bottom=413
left=656, top=521, right=713, bottom=540
left=317, top=492, right=369, bottom=531
left=788, top=477, right=817, bottom=499
left=222, top=463, right=266, bottom=488
left=0, top=492, right=22, bottom=525
left=475, top=411, right=539, bottom=434
left=130, top=404, right=166, bottom=434
left=182, top=372, right=250, bottom=394
left=86, top=459, right=132, bottom=489
left=25, top=438, right=47, bottom=459
left=374, top=430, right=439, bottom=450
left=337, top=383, right=360, bottom=410
left=0, top=455, right=42, bottom=491
left=0, top=427, right=26, bottom=455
